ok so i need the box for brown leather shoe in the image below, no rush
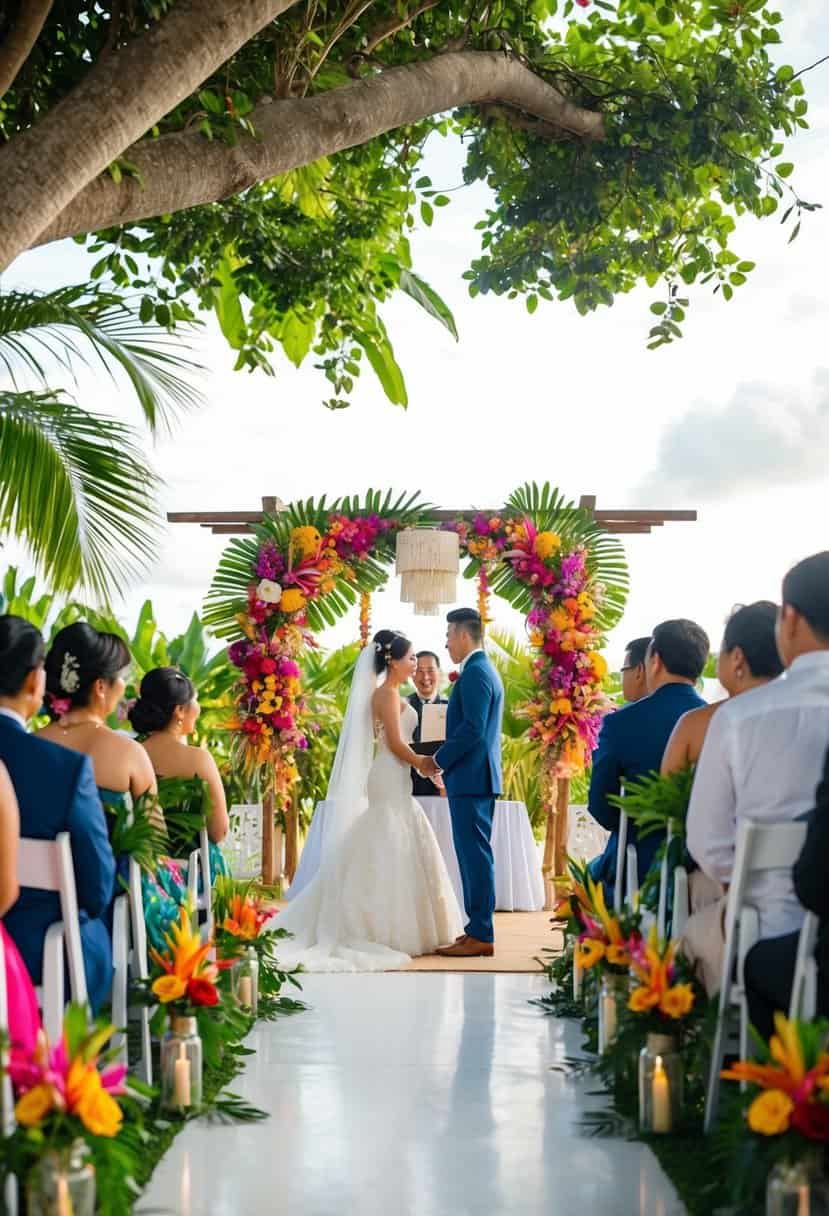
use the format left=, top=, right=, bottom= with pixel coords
left=435, top=935, right=494, bottom=958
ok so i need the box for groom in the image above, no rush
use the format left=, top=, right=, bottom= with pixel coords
left=423, top=608, right=504, bottom=958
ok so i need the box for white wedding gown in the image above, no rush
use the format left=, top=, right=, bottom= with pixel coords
left=273, top=701, right=464, bottom=972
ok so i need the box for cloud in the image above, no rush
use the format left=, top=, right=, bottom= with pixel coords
left=635, top=369, right=829, bottom=502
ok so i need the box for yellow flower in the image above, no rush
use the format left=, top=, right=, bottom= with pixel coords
left=589, top=652, right=608, bottom=680
left=264, top=676, right=276, bottom=689
left=748, top=1089, right=794, bottom=1136
left=575, top=939, right=605, bottom=970
left=15, top=1084, right=54, bottom=1127
left=77, top=1085, right=123, bottom=1138
left=606, top=944, right=631, bottom=967
left=152, top=974, right=187, bottom=1003
left=529, top=630, right=545, bottom=648
left=533, top=531, right=561, bottom=560
left=550, top=607, right=571, bottom=632
left=280, top=588, right=307, bottom=615
left=290, top=525, right=321, bottom=558
left=628, top=987, right=661, bottom=1013
left=659, top=984, right=695, bottom=1019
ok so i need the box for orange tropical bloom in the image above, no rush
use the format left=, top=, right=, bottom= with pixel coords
left=721, top=1013, right=829, bottom=1098
left=748, top=1089, right=795, bottom=1136
left=575, top=939, right=606, bottom=970
left=629, top=987, right=661, bottom=1013
left=150, top=904, right=217, bottom=987
left=659, top=984, right=695, bottom=1019
left=222, top=893, right=269, bottom=940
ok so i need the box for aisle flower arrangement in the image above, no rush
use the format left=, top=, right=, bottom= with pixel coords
left=2, top=1006, right=138, bottom=1212
left=557, top=860, right=641, bottom=975
left=213, top=876, right=305, bottom=1012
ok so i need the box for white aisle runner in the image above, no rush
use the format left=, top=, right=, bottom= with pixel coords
left=138, top=973, right=685, bottom=1216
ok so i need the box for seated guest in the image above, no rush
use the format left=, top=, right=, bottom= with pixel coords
left=744, top=741, right=829, bottom=1040
left=587, top=619, right=709, bottom=896
left=620, top=636, right=652, bottom=705
left=408, top=650, right=448, bottom=798
left=38, top=622, right=156, bottom=804
left=0, top=616, right=116, bottom=1012
left=132, top=667, right=230, bottom=883
left=685, top=552, right=829, bottom=995
left=662, top=601, right=783, bottom=775
left=0, top=757, right=40, bottom=1052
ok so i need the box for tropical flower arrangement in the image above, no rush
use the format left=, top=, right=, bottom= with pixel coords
left=445, top=514, right=613, bottom=777
left=212, top=876, right=305, bottom=1010
left=558, top=859, right=642, bottom=976
left=149, top=903, right=222, bottom=1012
left=8, top=1008, right=126, bottom=1142
left=627, top=927, right=696, bottom=1024
left=723, top=1015, right=829, bottom=1144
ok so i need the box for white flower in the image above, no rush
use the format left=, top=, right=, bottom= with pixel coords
left=256, top=579, right=283, bottom=605
left=59, top=652, right=80, bottom=694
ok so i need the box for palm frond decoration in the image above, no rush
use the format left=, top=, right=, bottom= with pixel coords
left=204, top=489, right=429, bottom=638
left=474, top=483, right=629, bottom=631
left=0, top=390, right=161, bottom=600
left=0, top=285, right=203, bottom=432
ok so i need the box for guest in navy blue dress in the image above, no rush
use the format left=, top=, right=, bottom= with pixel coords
left=0, top=616, right=116, bottom=1012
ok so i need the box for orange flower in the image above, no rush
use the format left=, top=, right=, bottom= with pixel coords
left=150, top=905, right=216, bottom=986
left=223, top=894, right=268, bottom=940
left=76, top=1084, right=123, bottom=1138
left=575, top=939, right=605, bottom=970
left=628, top=987, right=661, bottom=1013
left=152, top=974, right=188, bottom=1003
left=15, top=1084, right=54, bottom=1127
left=659, top=984, right=695, bottom=1019
left=748, top=1090, right=794, bottom=1136
left=606, top=944, right=631, bottom=967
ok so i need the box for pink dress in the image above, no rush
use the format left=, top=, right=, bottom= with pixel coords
left=1, top=921, right=39, bottom=1054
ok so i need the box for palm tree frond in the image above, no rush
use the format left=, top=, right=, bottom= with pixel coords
left=0, top=389, right=162, bottom=600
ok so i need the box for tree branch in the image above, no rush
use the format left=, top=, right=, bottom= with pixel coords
left=34, top=51, right=604, bottom=248
left=363, top=0, right=442, bottom=57
left=0, top=0, right=303, bottom=271
left=0, top=0, right=53, bottom=100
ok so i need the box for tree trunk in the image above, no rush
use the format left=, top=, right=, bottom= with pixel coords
left=0, top=0, right=301, bottom=270
left=33, top=51, right=603, bottom=251
left=0, top=0, right=53, bottom=100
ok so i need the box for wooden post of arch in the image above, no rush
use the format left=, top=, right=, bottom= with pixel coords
left=541, top=772, right=571, bottom=910
left=284, top=788, right=300, bottom=884
left=262, top=784, right=276, bottom=885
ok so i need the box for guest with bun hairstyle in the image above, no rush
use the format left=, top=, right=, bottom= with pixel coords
left=131, top=667, right=230, bottom=847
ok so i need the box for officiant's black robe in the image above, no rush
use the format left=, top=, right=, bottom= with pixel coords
left=408, top=692, right=449, bottom=798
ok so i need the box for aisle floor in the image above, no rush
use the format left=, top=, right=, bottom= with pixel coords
left=138, top=973, right=685, bottom=1216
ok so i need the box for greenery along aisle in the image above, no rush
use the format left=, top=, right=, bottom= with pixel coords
left=0, top=3, right=816, bottom=406
left=205, top=483, right=629, bottom=836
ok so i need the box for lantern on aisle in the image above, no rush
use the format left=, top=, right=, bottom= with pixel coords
left=396, top=529, right=459, bottom=617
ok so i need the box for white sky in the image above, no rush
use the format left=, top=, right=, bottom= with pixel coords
left=4, top=4, right=829, bottom=667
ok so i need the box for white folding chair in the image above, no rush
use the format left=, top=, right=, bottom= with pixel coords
left=626, top=845, right=639, bottom=907
left=788, top=910, right=819, bottom=1022
left=199, top=828, right=214, bottom=941
left=671, top=866, right=690, bottom=939
left=613, top=808, right=629, bottom=915
left=126, top=858, right=153, bottom=1084
left=656, top=827, right=673, bottom=939
left=110, top=893, right=130, bottom=1067
left=18, top=834, right=88, bottom=1043
left=703, top=818, right=808, bottom=1133
left=0, top=929, right=18, bottom=1215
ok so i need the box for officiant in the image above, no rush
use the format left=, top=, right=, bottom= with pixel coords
left=409, top=651, right=448, bottom=797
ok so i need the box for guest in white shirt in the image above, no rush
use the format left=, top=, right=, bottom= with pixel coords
left=684, top=552, right=829, bottom=993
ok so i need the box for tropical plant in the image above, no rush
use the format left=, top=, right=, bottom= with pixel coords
left=0, top=285, right=202, bottom=599
left=487, top=628, right=545, bottom=831
left=0, top=3, right=815, bottom=406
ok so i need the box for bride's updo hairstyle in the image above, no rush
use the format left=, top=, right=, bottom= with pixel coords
left=129, top=667, right=196, bottom=736
left=372, top=629, right=411, bottom=676
left=44, top=622, right=131, bottom=718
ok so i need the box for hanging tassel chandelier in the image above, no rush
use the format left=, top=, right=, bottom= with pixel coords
left=396, top=528, right=459, bottom=616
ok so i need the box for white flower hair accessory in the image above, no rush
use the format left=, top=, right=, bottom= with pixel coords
left=59, top=652, right=80, bottom=694
left=374, top=642, right=382, bottom=654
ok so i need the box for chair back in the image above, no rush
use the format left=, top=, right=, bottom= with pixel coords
left=789, top=910, right=819, bottom=1022
left=199, top=828, right=214, bottom=939
left=704, top=817, right=809, bottom=1133
left=613, top=804, right=628, bottom=915
left=18, top=834, right=88, bottom=1014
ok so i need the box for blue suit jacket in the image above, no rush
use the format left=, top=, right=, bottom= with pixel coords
left=588, top=683, right=706, bottom=891
left=0, top=714, right=115, bottom=1001
left=435, top=652, right=504, bottom=797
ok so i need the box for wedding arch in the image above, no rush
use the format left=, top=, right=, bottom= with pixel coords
left=176, top=485, right=695, bottom=896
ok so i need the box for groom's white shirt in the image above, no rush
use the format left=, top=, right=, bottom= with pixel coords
left=458, top=647, right=483, bottom=674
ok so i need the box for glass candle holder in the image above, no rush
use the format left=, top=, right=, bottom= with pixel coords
left=232, top=947, right=260, bottom=1017
left=638, top=1032, right=683, bottom=1134
left=598, top=973, right=623, bottom=1053
left=160, top=1015, right=203, bottom=1113
left=767, top=1156, right=829, bottom=1216
left=572, top=955, right=583, bottom=1002
left=27, top=1140, right=96, bottom=1216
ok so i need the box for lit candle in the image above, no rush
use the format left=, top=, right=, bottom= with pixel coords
left=651, top=1058, right=672, bottom=1133
left=600, top=988, right=617, bottom=1050
left=239, top=975, right=253, bottom=1008
left=56, top=1174, right=71, bottom=1216
left=173, top=1042, right=192, bottom=1108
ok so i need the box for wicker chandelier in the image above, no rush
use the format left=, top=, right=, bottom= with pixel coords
left=395, top=528, right=459, bottom=616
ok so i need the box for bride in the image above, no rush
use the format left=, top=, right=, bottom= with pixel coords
left=274, top=629, right=464, bottom=972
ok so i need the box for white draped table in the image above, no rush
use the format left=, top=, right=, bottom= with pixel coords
left=285, top=796, right=545, bottom=913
